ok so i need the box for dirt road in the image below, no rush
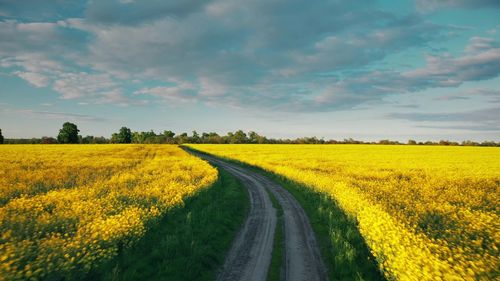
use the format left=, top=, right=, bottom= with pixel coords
left=189, top=151, right=329, bottom=281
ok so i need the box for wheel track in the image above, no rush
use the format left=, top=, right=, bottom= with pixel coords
left=187, top=150, right=329, bottom=281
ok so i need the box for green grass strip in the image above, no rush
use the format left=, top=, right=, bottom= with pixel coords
left=84, top=168, right=249, bottom=281
left=264, top=188, right=284, bottom=281
left=268, top=175, right=385, bottom=281
left=184, top=146, right=385, bottom=281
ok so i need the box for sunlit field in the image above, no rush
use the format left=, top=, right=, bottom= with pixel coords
left=0, top=145, right=217, bottom=280
left=189, top=144, right=500, bottom=280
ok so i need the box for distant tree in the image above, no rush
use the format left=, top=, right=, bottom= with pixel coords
left=461, top=140, right=478, bottom=146
left=201, top=132, right=210, bottom=143
left=199, top=132, right=221, bottom=143
left=163, top=130, right=175, bottom=143
left=344, top=138, right=362, bottom=144
left=132, top=132, right=145, bottom=144
left=177, top=132, right=189, bottom=144
left=114, top=127, right=132, bottom=143
left=480, top=141, right=497, bottom=147
left=163, top=130, right=175, bottom=138
left=379, top=139, right=400, bottom=145
left=81, top=135, right=93, bottom=144
left=93, top=136, right=110, bottom=144
left=190, top=130, right=200, bottom=143
left=57, top=122, right=80, bottom=144
left=3, top=127, right=498, bottom=146
left=224, top=132, right=234, bottom=143
left=142, top=130, right=158, bottom=144
left=41, top=136, right=57, bottom=144
left=210, top=132, right=223, bottom=143
left=0, top=129, right=3, bottom=144
left=131, top=130, right=157, bottom=144
left=298, top=136, right=322, bottom=144
left=231, top=130, right=248, bottom=144
left=248, top=131, right=261, bottom=144
left=439, top=140, right=451, bottom=146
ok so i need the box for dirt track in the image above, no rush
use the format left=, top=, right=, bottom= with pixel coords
left=189, top=151, right=329, bottom=281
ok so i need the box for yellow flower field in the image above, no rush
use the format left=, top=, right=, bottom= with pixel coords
left=189, top=144, right=499, bottom=281
left=0, top=145, right=217, bottom=280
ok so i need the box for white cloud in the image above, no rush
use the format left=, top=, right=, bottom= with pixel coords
left=0, top=1, right=499, bottom=115
left=0, top=104, right=107, bottom=122
left=135, top=82, right=197, bottom=103
left=17, top=109, right=108, bottom=122
left=403, top=40, right=500, bottom=83
left=465, top=37, right=499, bottom=53
left=312, top=38, right=500, bottom=111
left=389, top=107, right=500, bottom=132
left=0, top=19, right=142, bottom=106
left=14, top=71, right=49, bottom=87
left=52, top=72, right=118, bottom=99
left=415, top=0, right=500, bottom=12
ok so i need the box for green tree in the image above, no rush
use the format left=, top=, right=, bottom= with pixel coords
left=177, top=132, right=189, bottom=144
left=248, top=131, right=267, bottom=144
left=190, top=130, right=200, bottom=143
left=142, top=130, right=157, bottom=144
left=231, top=130, right=248, bottom=144
left=248, top=131, right=258, bottom=143
left=0, top=129, right=3, bottom=144
left=161, top=131, right=175, bottom=144
left=201, top=132, right=222, bottom=143
left=41, top=137, right=57, bottom=144
left=132, top=132, right=145, bottom=144
left=115, top=127, right=132, bottom=143
left=131, top=130, right=157, bottom=144
left=57, top=122, right=79, bottom=144
left=81, top=135, right=94, bottom=144
left=163, top=130, right=175, bottom=138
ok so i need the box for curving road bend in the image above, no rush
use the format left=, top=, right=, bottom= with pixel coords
left=188, top=150, right=329, bottom=281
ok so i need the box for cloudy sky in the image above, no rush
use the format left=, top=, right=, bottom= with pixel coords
left=0, top=0, right=499, bottom=141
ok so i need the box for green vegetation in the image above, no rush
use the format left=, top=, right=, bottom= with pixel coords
left=57, top=122, right=80, bottom=144
left=265, top=188, right=284, bottom=281
left=186, top=147, right=384, bottom=281
left=270, top=176, right=385, bottom=281
left=252, top=168, right=384, bottom=280
left=4, top=121, right=499, bottom=146
left=111, top=127, right=132, bottom=143
left=85, top=168, right=249, bottom=281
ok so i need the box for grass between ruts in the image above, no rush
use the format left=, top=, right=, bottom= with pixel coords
left=264, top=188, right=284, bottom=281
left=185, top=146, right=385, bottom=281
left=84, top=168, right=249, bottom=281
left=268, top=174, right=385, bottom=281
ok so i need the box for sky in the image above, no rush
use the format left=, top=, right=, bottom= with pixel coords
left=0, top=0, right=499, bottom=141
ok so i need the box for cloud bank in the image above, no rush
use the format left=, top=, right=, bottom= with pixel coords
left=0, top=0, right=499, bottom=116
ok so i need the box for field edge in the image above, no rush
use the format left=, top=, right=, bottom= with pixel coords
left=184, top=145, right=385, bottom=281
left=83, top=167, right=250, bottom=281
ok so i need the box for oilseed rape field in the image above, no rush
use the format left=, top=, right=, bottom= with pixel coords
left=0, top=145, right=217, bottom=280
left=189, top=144, right=499, bottom=281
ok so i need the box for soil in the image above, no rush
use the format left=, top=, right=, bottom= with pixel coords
left=191, top=151, right=329, bottom=281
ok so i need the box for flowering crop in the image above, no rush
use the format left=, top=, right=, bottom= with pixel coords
left=189, top=144, right=499, bottom=280
left=0, top=145, right=217, bottom=280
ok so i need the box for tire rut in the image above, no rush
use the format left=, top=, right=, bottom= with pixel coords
left=187, top=150, right=329, bottom=281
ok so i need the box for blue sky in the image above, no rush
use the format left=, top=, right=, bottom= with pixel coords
left=0, top=0, right=499, bottom=141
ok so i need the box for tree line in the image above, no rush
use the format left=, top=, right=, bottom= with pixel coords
left=0, top=122, right=498, bottom=146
